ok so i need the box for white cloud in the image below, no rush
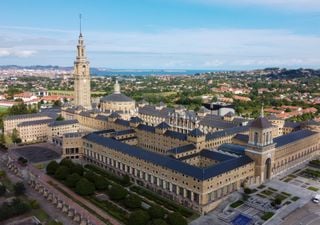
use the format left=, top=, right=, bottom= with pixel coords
left=0, top=48, right=36, bottom=58
left=0, top=26, right=320, bottom=69
left=182, top=0, right=320, bottom=11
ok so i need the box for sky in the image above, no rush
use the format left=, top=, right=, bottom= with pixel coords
left=1, top=0, right=320, bottom=70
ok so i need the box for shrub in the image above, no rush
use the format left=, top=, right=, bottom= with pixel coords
left=54, top=166, right=70, bottom=180
left=244, top=188, right=252, bottom=194
left=29, top=199, right=40, bottom=209
left=230, top=200, right=244, bottom=208
left=148, top=205, right=165, bottom=219
left=59, top=158, right=74, bottom=168
left=94, top=177, right=108, bottom=190
left=124, top=194, right=141, bottom=209
left=108, top=185, right=128, bottom=201
left=0, top=185, right=6, bottom=196
left=70, top=163, right=84, bottom=176
left=75, top=178, right=95, bottom=196
left=46, top=161, right=59, bottom=175
left=150, top=219, right=168, bottom=225
left=129, top=210, right=150, bottom=225
left=261, top=212, right=274, bottom=221
left=14, top=182, right=25, bottom=196
left=167, top=212, right=187, bottom=225
left=65, top=173, right=81, bottom=188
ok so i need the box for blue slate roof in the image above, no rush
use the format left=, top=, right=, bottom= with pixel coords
left=156, top=122, right=171, bottom=129
left=17, top=119, right=53, bottom=127
left=189, top=128, right=204, bottom=137
left=130, top=116, right=143, bottom=123
left=168, top=144, right=196, bottom=154
left=137, top=124, right=156, bottom=133
left=83, top=133, right=253, bottom=180
left=164, top=130, right=188, bottom=141
left=205, top=126, right=249, bottom=141
left=218, top=144, right=246, bottom=156
left=114, top=129, right=135, bottom=136
left=48, top=119, right=78, bottom=127
left=200, top=149, right=236, bottom=161
left=115, top=119, right=130, bottom=127
left=274, top=129, right=317, bottom=148
left=233, top=134, right=249, bottom=143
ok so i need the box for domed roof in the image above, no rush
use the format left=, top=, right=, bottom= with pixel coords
left=100, top=80, right=134, bottom=103
left=101, top=93, right=134, bottom=102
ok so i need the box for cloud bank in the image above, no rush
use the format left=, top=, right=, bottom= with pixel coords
left=0, top=26, right=319, bottom=69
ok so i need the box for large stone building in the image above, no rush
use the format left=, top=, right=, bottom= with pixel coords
left=73, top=30, right=91, bottom=109
left=60, top=105, right=320, bottom=214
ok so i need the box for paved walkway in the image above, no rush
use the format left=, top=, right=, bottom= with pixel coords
left=0, top=154, right=76, bottom=225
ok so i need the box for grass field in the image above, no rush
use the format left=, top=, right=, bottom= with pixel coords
left=0, top=106, right=8, bottom=113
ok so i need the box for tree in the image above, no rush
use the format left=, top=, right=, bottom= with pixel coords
left=167, top=212, right=187, bottom=225
left=108, top=185, right=128, bottom=201
left=65, top=173, right=81, bottom=188
left=0, top=185, right=6, bottom=196
left=122, top=174, right=131, bottom=186
left=59, top=158, right=74, bottom=168
left=56, top=114, right=64, bottom=121
left=148, top=205, right=165, bottom=219
left=46, top=161, right=59, bottom=175
left=70, top=163, right=84, bottom=176
left=128, top=210, right=150, bottom=225
left=54, top=166, right=70, bottom=180
left=75, top=178, right=95, bottom=196
left=53, top=100, right=62, bottom=107
left=13, top=182, right=26, bottom=196
left=94, top=177, right=108, bottom=190
left=150, top=219, right=168, bottom=225
left=11, top=128, right=21, bottom=144
left=124, top=194, right=141, bottom=209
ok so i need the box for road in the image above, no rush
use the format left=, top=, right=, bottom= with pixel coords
left=0, top=151, right=77, bottom=225
left=281, top=202, right=320, bottom=225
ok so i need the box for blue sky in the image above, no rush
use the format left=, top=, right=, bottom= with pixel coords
left=1, top=0, right=320, bottom=69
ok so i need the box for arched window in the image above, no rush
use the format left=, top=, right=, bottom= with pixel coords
left=254, top=132, right=258, bottom=145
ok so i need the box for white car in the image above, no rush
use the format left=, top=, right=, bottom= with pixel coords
left=312, top=194, right=320, bottom=203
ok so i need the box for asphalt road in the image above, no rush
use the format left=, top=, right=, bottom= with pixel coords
left=281, top=202, right=320, bottom=225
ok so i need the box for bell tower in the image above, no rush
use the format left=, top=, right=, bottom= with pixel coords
left=73, top=14, right=91, bottom=109
left=245, top=106, right=276, bottom=183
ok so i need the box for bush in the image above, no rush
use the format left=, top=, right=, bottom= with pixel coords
left=54, top=166, right=70, bottom=180
left=14, top=182, right=25, bottom=196
left=0, top=185, right=6, bottom=196
left=244, top=188, right=252, bottom=194
left=108, top=185, right=128, bottom=201
left=124, top=194, right=141, bottom=209
left=150, top=219, right=168, bottom=225
left=261, top=212, right=274, bottom=221
left=84, top=171, right=97, bottom=183
left=122, top=175, right=131, bottom=186
left=94, top=177, right=108, bottom=190
left=129, top=210, right=150, bottom=225
left=29, top=199, right=40, bottom=209
left=148, top=205, right=165, bottom=219
left=59, top=158, right=74, bottom=168
left=75, top=178, right=95, bottom=196
left=0, top=198, right=31, bottom=221
left=46, top=161, right=59, bottom=175
left=70, top=163, right=84, bottom=176
left=274, top=198, right=282, bottom=205
left=167, top=212, right=187, bottom=225
left=230, top=200, right=244, bottom=208
left=65, top=173, right=81, bottom=188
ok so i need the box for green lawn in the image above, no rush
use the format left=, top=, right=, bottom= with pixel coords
left=261, top=212, right=274, bottom=221
left=0, top=106, right=8, bottom=113
left=307, top=186, right=319, bottom=192
left=230, top=200, right=244, bottom=208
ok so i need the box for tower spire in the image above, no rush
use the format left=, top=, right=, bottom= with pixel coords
left=261, top=103, right=264, bottom=118
left=79, top=14, right=82, bottom=37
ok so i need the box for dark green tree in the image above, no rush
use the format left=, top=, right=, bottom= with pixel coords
left=124, top=194, right=141, bottom=209
left=75, top=178, right=95, bottom=196
left=128, top=210, right=150, bottom=225
left=0, top=185, right=6, bottom=196
left=148, top=205, right=165, bottom=219
left=13, top=182, right=26, bottom=196
left=150, top=219, right=168, bottom=225
left=65, top=173, right=81, bottom=188
left=46, top=161, right=59, bottom=175
left=108, top=185, right=128, bottom=201
left=94, top=177, right=108, bottom=190
left=54, top=166, right=70, bottom=180
left=167, top=212, right=187, bottom=225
